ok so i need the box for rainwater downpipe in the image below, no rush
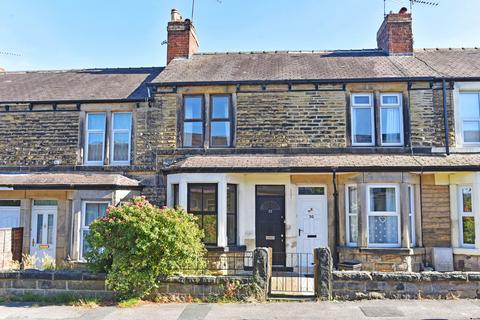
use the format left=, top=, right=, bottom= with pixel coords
left=332, top=169, right=339, bottom=266
left=442, top=79, right=450, bottom=155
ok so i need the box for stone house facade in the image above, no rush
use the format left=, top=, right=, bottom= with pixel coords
left=1, top=7, right=480, bottom=272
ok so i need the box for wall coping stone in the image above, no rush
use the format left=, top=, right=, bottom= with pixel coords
left=0, top=270, right=106, bottom=281
left=158, top=275, right=251, bottom=285
left=333, top=271, right=480, bottom=282
left=332, top=271, right=372, bottom=281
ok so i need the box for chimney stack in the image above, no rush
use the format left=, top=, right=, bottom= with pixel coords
left=166, top=8, right=199, bottom=64
left=376, top=7, right=413, bottom=55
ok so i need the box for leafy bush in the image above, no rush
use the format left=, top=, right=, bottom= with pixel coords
left=85, top=196, right=206, bottom=298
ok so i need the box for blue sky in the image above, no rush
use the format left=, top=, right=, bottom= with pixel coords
left=1, top=0, right=479, bottom=71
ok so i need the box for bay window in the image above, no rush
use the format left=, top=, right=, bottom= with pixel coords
left=408, top=185, right=416, bottom=246
left=351, top=94, right=374, bottom=146
left=380, top=94, right=403, bottom=146
left=367, top=185, right=400, bottom=247
left=459, top=186, right=475, bottom=248
left=80, top=201, right=108, bottom=260
left=459, top=92, right=480, bottom=144
left=345, top=185, right=358, bottom=246
left=227, top=184, right=237, bottom=245
left=188, top=183, right=218, bottom=245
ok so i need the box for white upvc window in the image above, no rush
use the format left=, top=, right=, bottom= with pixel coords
left=459, top=92, right=480, bottom=145
left=80, top=201, right=109, bottom=260
left=111, top=112, right=132, bottom=165
left=367, top=185, right=401, bottom=247
left=459, top=186, right=475, bottom=248
left=351, top=94, right=375, bottom=146
left=408, top=185, right=416, bottom=247
left=380, top=93, right=404, bottom=146
left=345, top=184, right=358, bottom=246
left=85, top=113, right=106, bottom=165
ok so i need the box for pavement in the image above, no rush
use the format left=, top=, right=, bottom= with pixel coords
left=1, top=300, right=480, bottom=320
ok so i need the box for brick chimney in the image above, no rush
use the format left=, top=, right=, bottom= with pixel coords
left=376, top=7, right=413, bottom=55
left=166, top=8, right=199, bottom=64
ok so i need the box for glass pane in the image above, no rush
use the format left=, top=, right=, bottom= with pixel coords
left=349, top=215, right=358, bottom=244
left=0, top=200, right=20, bottom=206
left=353, top=95, right=370, bottom=105
left=203, top=215, right=217, bottom=244
left=382, top=95, right=399, bottom=105
left=33, top=200, right=58, bottom=206
left=183, top=122, right=203, bottom=147
left=88, top=132, right=104, bottom=161
left=298, top=187, right=325, bottom=195
left=211, top=121, right=230, bottom=147
left=463, top=121, right=480, bottom=143
left=256, top=185, right=285, bottom=196
left=203, top=185, right=217, bottom=212
left=462, top=187, right=472, bottom=212
left=353, top=108, right=373, bottom=144
left=408, top=187, right=415, bottom=245
left=381, top=107, right=401, bottom=144
left=113, top=113, right=132, bottom=130
left=87, top=113, right=106, bottom=130
left=184, top=96, right=203, bottom=119
left=47, top=214, right=54, bottom=245
left=460, top=93, right=480, bottom=119
left=188, top=185, right=203, bottom=212
left=173, top=184, right=179, bottom=207
left=212, top=96, right=230, bottom=119
left=463, top=216, right=475, bottom=245
left=36, top=214, right=43, bottom=244
left=227, top=214, right=236, bottom=245
left=82, top=230, right=90, bottom=257
left=85, top=203, right=107, bottom=226
left=348, top=186, right=357, bottom=214
left=370, top=187, right=396, bottom=212
left=369, top=216, right=398, bottom=244
left=113, top=132, right=129, bottom=161
left=227, top=185, right=237, bottom=214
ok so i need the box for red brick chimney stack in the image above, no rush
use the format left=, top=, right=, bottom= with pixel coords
left=377, top=7, right=413, bottom=55
left=166, top=8, right=199, bottom=64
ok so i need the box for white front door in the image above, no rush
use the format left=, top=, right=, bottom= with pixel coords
left=297, top=186, right=328, bottom=260
left=30, top=201, right=57, bottom=264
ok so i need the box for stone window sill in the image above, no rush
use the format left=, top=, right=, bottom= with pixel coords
left=453, top=247, right=480, bottom=255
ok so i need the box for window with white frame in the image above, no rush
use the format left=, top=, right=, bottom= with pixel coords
left=345, top=185, right=358, bottom=246
left=459, top=186, right=475, bottom=248
left=351, top=94, right=374, bottom=146
left=85, top=112, right=132, bottom=165
left=367, top=185, right=400, bottom=247
left=85, top=113, right=106, bottom=164
left=80, top=201, right=109, bottom=260
left=459, top=92, right=480, bottom=144
left=408, top=185, right=416, bottom=247
left=380, top=94, right=403, bottom=146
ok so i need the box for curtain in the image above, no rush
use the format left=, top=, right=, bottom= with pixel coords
left=382, top=108, right=400, bottom=143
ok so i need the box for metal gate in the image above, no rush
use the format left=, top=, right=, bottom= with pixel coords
left=270, top=252, right=315, bottom=297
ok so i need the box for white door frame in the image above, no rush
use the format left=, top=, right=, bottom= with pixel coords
left=296, top=184, right=328, bottom=255
left=30, top=203, right=57, bottom=262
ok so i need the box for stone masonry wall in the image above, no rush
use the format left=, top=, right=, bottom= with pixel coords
left=236, top=91, right=347, bottom=148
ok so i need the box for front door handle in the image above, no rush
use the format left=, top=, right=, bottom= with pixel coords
left=299, top=229, right=303, bottom=236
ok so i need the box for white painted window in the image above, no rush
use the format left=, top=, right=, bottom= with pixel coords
left=380, top=94, right=403, bottom=146
left=0, top=200, right=21, bottom=228
left=85, top=113, right=106, bottom=164
left=351, top=94, right=375, bottom=146
left=459, top=186, right=475, bottom=248
left=80, top=201, right=109, bottom=260
left=345, top=185, right=358, bottom=246
left=408, top=185, right=416, bottom=247
left=367, top=185, right=400, bottom=247
left=111, top=113, right=132, bottom=164
left=459, top=92, right=480, bottom=144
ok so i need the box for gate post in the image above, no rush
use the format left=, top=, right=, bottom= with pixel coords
left=253, top=247, right=272, bottom=299
left=314, top=247, right=333, bottom=300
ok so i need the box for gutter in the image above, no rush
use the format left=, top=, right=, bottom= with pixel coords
left=0, top=98, right=147, bottom=106
left=442, top=79, right=450, bottom=155
left=0, top=184, right=144, bottom=191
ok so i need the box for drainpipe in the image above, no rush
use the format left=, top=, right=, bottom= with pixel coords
left=332, top=169, right=339, bottom=267
left=442, top=79, right=450, bottom=155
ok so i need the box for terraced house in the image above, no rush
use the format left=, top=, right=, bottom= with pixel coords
left=1, top=7, right=480, bottom=273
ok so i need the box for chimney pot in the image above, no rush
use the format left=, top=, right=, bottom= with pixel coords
left=399, top=7, right=408, bottom=14
left=171, top=8, right=182, bottom=21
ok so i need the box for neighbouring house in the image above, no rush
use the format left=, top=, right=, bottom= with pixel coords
left=1, top=7, right=480, bottom=273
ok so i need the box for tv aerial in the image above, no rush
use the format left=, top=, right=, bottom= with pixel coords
left=384, top=0, right=439, bottom=16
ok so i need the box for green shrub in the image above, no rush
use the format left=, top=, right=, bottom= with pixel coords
left=85, top=196, right=206, bottom=298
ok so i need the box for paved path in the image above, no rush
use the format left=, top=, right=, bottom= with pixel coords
left=1, top=300, right=480, bottom=320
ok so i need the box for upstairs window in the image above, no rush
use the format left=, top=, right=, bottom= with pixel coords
left=183, top=96, right=204, bottom=148
left=351, top=94, right=374, bottom=146
left=459, top=92, right=480, bottom=144
left=210, top=95, right=232, bottom=147
left=111, top=113, right=132, bottom=164
left=380, top=94, right=403, bottom=146
left=86, top=113, right=106, bottom=164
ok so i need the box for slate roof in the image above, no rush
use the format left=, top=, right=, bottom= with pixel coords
left=0, top=67, right=163, bottom=103
left=166, top=154, right=480, bottom=172
left=153, top=48, right=480, bottom=84
left=0, top=172, right=141, bottom=189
